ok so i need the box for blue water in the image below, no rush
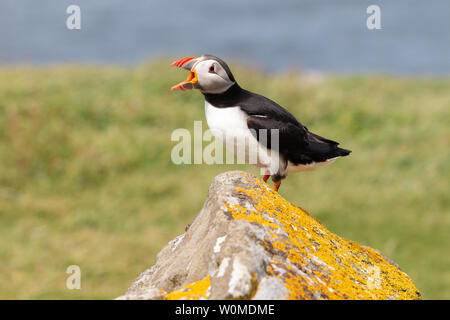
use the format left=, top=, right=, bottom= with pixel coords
left=0, top=0, right=449, bottom=74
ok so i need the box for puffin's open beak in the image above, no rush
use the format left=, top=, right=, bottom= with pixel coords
left=171, top=57, right=199, bottom=91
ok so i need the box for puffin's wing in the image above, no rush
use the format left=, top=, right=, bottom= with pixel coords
left=246, top=115, right=308, bottom=152
left=247, top=115, right=351, bottom=164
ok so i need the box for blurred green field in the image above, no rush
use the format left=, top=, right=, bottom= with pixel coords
left=0, top=61, right=448, bottom=299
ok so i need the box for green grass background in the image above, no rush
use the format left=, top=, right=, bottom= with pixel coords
left=0, top=61, right=448, bottom=299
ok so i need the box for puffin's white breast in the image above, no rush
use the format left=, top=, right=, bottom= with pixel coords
left=204, top=101, right=253, bottom=152
left=204, top=101, right=278, bottom=170
left=205, top=101, right=248, bottom=132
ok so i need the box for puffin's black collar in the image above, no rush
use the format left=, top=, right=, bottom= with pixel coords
left=202, top=83, right=244, bottom=108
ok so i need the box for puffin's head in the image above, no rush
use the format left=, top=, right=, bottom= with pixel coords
left=171, top=55, right=236, bottom=94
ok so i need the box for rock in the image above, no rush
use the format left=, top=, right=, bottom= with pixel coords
left=117, top=171, right=421, bottom=300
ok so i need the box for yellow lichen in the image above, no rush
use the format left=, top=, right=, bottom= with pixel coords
left=226, top=176, right=421, bottom=300
left=249, top=272, right=259, bottom=299
left=164, top=275, right=211, bottom=300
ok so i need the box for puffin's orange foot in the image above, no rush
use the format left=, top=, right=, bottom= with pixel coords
left=273, top=180, right=281, bottom=192
left=263, top=174, right=270, bottom=182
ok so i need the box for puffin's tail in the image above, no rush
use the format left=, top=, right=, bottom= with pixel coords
left=307, top=132, right=351, bottom=160
left=335, top=147, right=351, bottom=157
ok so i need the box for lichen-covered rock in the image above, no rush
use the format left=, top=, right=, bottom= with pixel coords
left=117, top=171, right=421, bottom=300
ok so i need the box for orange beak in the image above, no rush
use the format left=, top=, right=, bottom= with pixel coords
left=171, top=57, right=199, bottom=91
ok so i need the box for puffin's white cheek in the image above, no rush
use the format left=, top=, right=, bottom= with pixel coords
left=197, top=72, right=233, bottom=94
left=198, top=74, right=216, bottom=88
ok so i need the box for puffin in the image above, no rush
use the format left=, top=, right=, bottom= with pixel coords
left=171, top=54, right=351, bottom=192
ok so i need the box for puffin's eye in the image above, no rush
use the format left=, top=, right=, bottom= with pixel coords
left=209, top=65, right=215, bottom=73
